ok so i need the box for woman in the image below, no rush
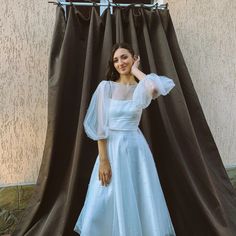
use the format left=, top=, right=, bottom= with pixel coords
left=74, top=42, right=176, bottom=236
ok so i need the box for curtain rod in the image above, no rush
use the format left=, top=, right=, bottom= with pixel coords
left=48, top=1, right=168, bottom=10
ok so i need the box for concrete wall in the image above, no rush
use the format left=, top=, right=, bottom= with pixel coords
left=0, top=0, right=235, bottom=186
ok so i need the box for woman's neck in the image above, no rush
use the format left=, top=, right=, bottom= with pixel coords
left=117, top=74, right=136, bottom=85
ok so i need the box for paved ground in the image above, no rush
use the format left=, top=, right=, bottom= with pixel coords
left=0, top=168, right=236, bottom=235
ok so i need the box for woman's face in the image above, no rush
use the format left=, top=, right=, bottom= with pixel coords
left=113, top=48, right=134, bottom=75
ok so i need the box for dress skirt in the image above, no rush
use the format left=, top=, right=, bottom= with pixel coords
left=74, top=128, right=176, bottom=236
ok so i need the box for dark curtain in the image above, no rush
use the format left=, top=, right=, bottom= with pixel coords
left=13, top=5, right=236, bottom=236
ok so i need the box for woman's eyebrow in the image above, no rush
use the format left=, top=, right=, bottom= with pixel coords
left=113, top=54, right=127, bottom=60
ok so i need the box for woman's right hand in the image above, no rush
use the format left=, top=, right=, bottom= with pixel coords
left=99, top=158, right=112, bottom=186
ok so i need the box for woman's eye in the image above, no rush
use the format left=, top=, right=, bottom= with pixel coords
left=113, top=55, right=128, bottom=63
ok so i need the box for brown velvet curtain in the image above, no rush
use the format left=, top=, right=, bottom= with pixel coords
left=13, top=5, right=236, bottom=236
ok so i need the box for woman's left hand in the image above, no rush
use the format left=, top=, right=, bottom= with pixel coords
left=131, top=55, right=146, bottom=80
left=131, top=55, right=140, bottom=73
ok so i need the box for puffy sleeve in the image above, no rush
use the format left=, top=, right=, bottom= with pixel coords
left=133, top=73, right=175, bottom=109
left=83, top=81, right=110, bottom=141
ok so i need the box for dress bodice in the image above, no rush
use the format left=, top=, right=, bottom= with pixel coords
left=83, top=73, right=175, bottom=141
left=108, top=99, right=142, bottom=131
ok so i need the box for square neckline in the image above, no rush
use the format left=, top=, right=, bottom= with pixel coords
left=108, top=80, right=137, bottom=102
left=109, top=80, right=138, bottom=87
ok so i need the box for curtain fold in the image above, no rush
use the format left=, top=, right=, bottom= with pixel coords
left=13, top=5, right=236, bottom=236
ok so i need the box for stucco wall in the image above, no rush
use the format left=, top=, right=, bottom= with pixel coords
left=0, top=1, right=235, bottom=186
left=168, top=0, right=236, bottom=166
left=0, top=1, right=55, bottom=186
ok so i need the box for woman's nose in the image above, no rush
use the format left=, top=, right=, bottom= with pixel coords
left=118, top=59, right=124, bottom=65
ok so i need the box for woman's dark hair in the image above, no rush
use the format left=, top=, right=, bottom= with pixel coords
left=106, top=42, right=135, bottom=81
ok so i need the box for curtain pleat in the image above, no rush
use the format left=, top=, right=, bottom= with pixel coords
left=12, top=5, right=236, bottom=236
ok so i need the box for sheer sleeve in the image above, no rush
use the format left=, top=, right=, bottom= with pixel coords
left=133, top=73, right=175, bottom=109
left=83, top=81, right=110, bottom=141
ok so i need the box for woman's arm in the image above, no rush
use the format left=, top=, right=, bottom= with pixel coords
left=131, top=56, right=158, bottom=97
left=98, top=139, right=112, bottom=186
left=98, top=139, right=109, bottom=161
left=131, top=66, right=146, bottom=81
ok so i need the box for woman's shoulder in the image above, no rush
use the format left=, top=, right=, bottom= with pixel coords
left=95, top=80, right=111, bottom=93
left=97, top=80, right=111, bottom=89
left=98, top=80, right=109, bottom=85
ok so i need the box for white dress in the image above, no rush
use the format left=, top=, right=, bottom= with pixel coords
left=74, top=73, right=176, bottom=236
